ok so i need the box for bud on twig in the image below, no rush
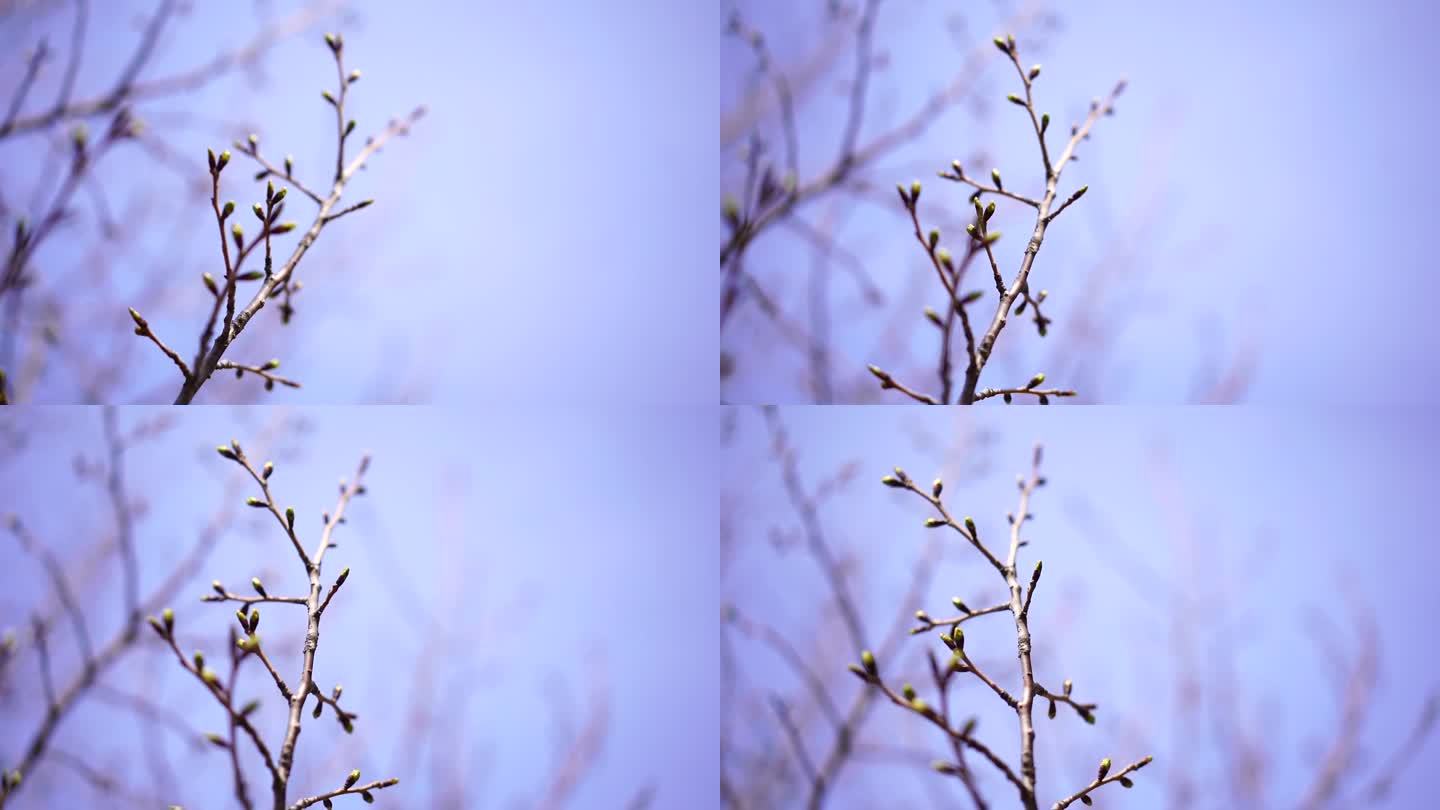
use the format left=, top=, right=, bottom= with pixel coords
left=861, top=649, right=877, bottom=677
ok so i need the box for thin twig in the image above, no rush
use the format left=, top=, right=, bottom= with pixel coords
left=860, top=447, right=1153, bottom=809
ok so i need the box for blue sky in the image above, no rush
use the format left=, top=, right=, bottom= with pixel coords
left=1, top=1, right=717, bottom=403
left=722, top=406, right=1440, bottom=807
left=721, top=0, right=1440, bottom=403
left=0, top=406, right=717, bottom=808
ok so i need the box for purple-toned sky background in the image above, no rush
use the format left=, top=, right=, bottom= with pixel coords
left=723, top=406, right=1440, bottom=807
left=1, top=1, right=716, bottom=403
left=721, top=0, right=1440, bottom=403
left=0, top=406, right=717, bottom=808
